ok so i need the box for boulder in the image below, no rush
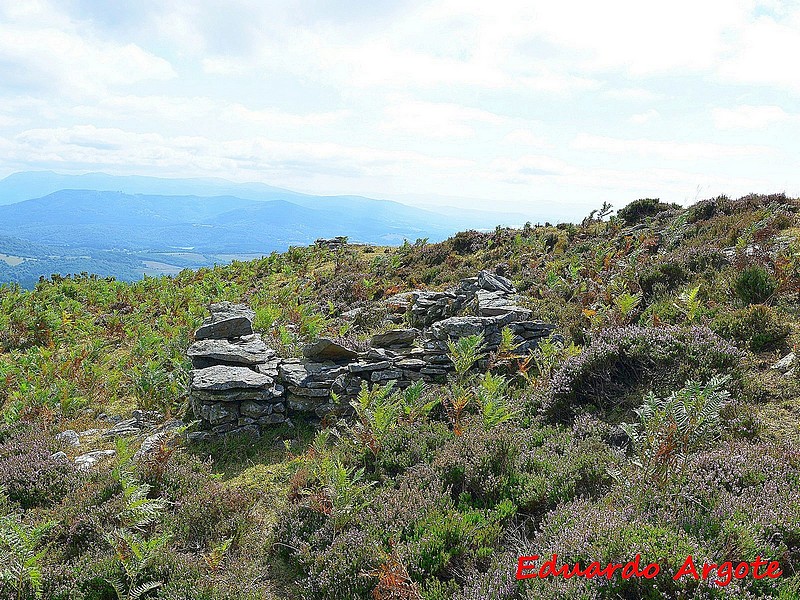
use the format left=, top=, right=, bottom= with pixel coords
left=302, top=338, right=358, bottom=361
left=194, top=302, right=254, bottom=340
left=188, top=334, right=275, bottom=368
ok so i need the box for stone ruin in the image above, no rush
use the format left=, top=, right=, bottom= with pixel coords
left=187, top=271, right=556, bottom=440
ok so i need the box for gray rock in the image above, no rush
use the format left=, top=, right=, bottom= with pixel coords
left=208, top=402, right=239, bottom=425
left=258, top=414, right=287, bottom=425
left=51, top=451, right=68, bottom=462
left=370, top=329, right=418, bottom=348
left=188, top=334, right=275, bottom=368
left=371, top=369, right=404, bottom=382
left=195, top=302, right=254, bottom=340
left=240, top=400, right=273, bottom=418
left=191, top=365, right=273, bottom=391
left=75, top=449, right=116, bottom=471
left=477, top=270, right=515, bottom=293
left=191, top=386, right=283, bottom=404
left=287, top=386, right=330, bottom=398
left=348, top=360, right=391, bottom=373
left=431, top=316, right=489, bottom=340
left=56, top=430, right=80, bottom=447
left=134, top=431, right=170, bottom=460
left=302, top=338, right=358, bottom=361
left=772, top=352, right=796, bottom=372
left=187, top=431, right=215, bottom=442
left=395, top=358, right=426, bottom=369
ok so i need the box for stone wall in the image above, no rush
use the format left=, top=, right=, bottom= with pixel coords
left=187, top=271, right=556, bottom=440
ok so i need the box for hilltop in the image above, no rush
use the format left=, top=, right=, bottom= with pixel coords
left=0, top=193, right=798, bottom=599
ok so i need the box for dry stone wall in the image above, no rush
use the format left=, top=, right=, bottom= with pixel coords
left=187, top=271, right=556, bottom=440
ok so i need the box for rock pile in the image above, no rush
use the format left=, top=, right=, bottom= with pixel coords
left=188, top=303, right=288, bottom=439
left=188, top=271, right=556, bottom=439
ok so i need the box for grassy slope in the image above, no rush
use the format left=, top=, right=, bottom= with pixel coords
left=0, top=193, right=798, bottom=598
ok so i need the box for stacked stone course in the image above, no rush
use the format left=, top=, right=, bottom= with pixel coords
left=188, top=272, right=556, bottom=439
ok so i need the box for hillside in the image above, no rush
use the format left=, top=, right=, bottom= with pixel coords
left=0, top=173, right=529, bottom=288
left=0, top=193, right=798, bottom=599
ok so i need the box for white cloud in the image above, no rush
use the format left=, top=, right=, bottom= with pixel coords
left=0, top=5, right=175, bottom=98
left=379, top=100, right=506, bottom=139
left=711, top=105, right=794, bottom=129
left=629, top=109, right=660, bottom=125
left=717, top=12, right=800, bottom=92
left=572, top=134, right=773, bottom=160
left=502, top=129, right=550, bottom=147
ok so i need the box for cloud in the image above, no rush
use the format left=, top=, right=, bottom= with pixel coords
left=717, top=12, right=800, bottom=92
left=502, top=129, right=550, bottom=147
left=572, top=134, right=773, bottom=160
left=0, top=3, right=175, bottom=98
left=379, top=100, right=506, bottom=138
left=629, top=109, right=660, bottom=125
left=711, top=105, right=794, bottom=129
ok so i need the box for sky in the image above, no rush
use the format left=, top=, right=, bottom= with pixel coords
left=0, top=0, right=798, bottom=220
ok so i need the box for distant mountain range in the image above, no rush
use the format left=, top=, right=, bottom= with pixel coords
left=0, top=171, right=528, bottom=288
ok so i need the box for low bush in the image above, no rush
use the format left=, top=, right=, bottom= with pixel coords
left=0, top=424, right=79, bottom=509
left=546, top=326, right=743, bottom=420
left=617, top=198, right=679, bottom=225
left=711, top=304, right=790, bottom=352
left=733, top=264, right=778, bottom=305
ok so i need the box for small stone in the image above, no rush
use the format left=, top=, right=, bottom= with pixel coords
left=51, top=451, right=68, bottom=462
left=208, top=402, right=239, bottom=425
left=302, top=338, right=358, bottom=361
left=348, top=360, right=391, bottom=373
left=370, top=329, right=418, bottom=348
left=772, top=352, right=796, bottom=372
left=55, top=430, right=80, bottom=447
left=195, top=302, right=254, bottom=340
left=240, top=400, right=273, bottom=418
left=75, top=449, right=116, bottom=471
left=371, top=369, right=404, bottom=382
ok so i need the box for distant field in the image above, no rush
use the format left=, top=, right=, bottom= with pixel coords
left=0, top=253, right=25, bottom=266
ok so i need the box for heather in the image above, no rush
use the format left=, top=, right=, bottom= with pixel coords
left=0, top=193, right=798, bottom=599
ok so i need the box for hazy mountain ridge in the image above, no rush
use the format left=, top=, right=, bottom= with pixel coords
left=0, top=172, right=528, bottom=287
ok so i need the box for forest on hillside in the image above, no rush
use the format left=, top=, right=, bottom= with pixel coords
left=0, top=193, right=798, bottom=599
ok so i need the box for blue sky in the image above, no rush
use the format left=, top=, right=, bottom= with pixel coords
left=0, top=0, right=798, bottom=220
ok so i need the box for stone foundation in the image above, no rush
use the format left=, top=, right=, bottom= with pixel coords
left=187, top=271, right=556, bottom=440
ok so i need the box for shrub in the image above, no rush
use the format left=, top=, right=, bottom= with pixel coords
left=638, top=262, right=686, bottom=300
left=711, top=304, right=790, bottom=352
left=546, top=326, right=743, bottom=420
left=0, top=424, right=79, bottom=509
left=733, top=265, right=777, bottom=305
left=617, top=198, right=679, bottom=225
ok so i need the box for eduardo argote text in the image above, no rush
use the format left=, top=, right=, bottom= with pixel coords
left=516, top=554, right=782, bottom=587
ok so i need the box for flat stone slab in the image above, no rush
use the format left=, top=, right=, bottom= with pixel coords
left=302, top=338, right=358, bottom=361
left=431, top=316, right=491, bottom=340
left=191, top=365, right=273, bottom=391
left=188, top=334, right=275, bottom=367
left=371, top=328, right=418, bottom=348
left=477, top=270, right=515, bottom=293
left=195, top=302, right=254, bottom=340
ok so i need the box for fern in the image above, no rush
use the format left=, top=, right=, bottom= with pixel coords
left=622, top=376, right=730, bottom=485
left=0, top=513, right=54, bottom=600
